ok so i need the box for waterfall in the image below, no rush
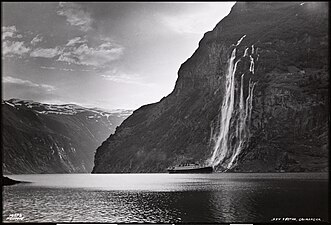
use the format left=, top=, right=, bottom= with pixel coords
left=227, top=79, right=256, bottom=168
left=236, top=35, right=246, bottom=45
left=249, top=55, right=255, bottom=74
left=208, top=47, right=238, bottom=166
left=243, top=47, right=249, bottom=57
left=208, top=36, right=257, bottom=169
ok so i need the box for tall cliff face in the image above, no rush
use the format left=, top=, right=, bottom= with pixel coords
left=92, top=2, right=329, bottom=173
left=2, top=99, right=132, bottom=174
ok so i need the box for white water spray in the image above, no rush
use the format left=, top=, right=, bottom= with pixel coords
left=208, top=36, right=257, bottom=169
left=243, top=47, right=249, bottom=57
left=249, top=55, right=255, bottom=74
left=236, top=35, right=246, bottom=46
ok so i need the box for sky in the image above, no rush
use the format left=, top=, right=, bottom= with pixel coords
left=2, top=2, right=235, bottom=110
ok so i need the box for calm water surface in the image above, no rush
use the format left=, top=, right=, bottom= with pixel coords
left=2, top=173, right=329, bottom=223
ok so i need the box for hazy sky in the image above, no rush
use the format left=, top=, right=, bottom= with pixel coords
left=2, top=2, right=235, bottom=110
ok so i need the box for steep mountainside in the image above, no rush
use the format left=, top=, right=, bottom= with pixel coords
left=92, top=2, right=328, bottom=173
left=2, top=99, right=132, bottom=174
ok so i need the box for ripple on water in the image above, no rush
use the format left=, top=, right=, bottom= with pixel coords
left=3, top=173, right=328, bottom=223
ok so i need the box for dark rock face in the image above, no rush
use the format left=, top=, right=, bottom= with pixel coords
left=2, top=99, right=132, bottom=174
left=2, top=176, right=24, bottom=186
left=92, top=2, right=328, bottom=173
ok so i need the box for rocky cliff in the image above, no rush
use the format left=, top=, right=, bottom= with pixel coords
left=2, top=99, right=132, bottom=174
left=92, top=2, right=329, bottom=173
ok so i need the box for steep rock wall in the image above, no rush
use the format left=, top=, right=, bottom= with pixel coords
left=93, top=2, right=328, bottom=173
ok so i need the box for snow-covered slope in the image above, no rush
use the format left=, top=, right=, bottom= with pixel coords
left=2, top=99, right=133, bottom=174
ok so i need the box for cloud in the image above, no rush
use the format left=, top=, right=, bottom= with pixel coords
left=40, top=66, right=56, bottom=70
left=61, top=68, right=75, bottom=72
left=2, top=40, right=30, bottom=56
left=57, top=52, right=77, bottom=64
left=2, top=24, right=122, bottom=70
left=101, top=73, right=139, bottom=84
left=100, top=69, right=153, bottom=86
left=2, top=26, right=18, bottom=40
left=30, top=47, right=63, bottom=58
left=57, top=2, right=92, bottom=32
left=30, top=34, right=43, bottom=45
left=159, top=3, right=235, bottom=34
left=58, top=41, right=123, bottom=66
left=3, top=76, right=56, bottom=92
left=40, top=66, right=75, bottom=72
left=2, top=26, right=30, bottom=57
left=160, top=14, right=202, bottom=34
left=66, top=36, right=87, bottom=46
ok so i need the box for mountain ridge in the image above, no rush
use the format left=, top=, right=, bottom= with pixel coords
left=92, top=2, right=326, bottom=173
left=2, top=98, right=133, bottom=174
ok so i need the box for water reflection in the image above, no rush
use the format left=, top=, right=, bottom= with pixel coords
left=2, top=173, right=328, bottom=223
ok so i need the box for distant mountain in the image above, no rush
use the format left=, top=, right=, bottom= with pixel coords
left=92, top=2, right=328, bottom=173
left=2, top=99, right=132, bottom=174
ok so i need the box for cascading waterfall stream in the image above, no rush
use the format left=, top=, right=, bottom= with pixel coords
left=208, top=35, right=257, bottom=170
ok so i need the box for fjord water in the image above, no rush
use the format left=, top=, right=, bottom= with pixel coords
left=3, top=173, right=328, bottom=223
